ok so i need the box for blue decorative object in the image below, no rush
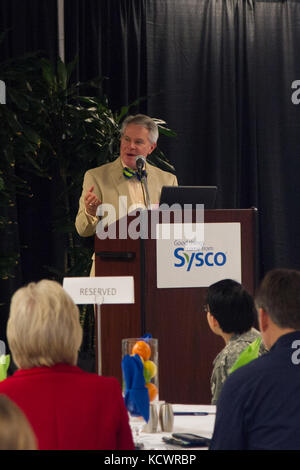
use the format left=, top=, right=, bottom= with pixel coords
left=122, top=354, right=150, bottom=422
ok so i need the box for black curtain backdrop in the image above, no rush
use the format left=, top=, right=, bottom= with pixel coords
left=1, top=0, right=300, bottom=352
left=65, top=0, right=300, bottom=277
left=254, top=0, right=300, bottom=271
left=65, top=0, right=148, bottom=112
left=0, top=0, right=58, bottom=345
left=146, top=0, right=258, bottom=206
left=0, top=0, right=57, bottom=61
left=144, top=0, right=300, bottom=271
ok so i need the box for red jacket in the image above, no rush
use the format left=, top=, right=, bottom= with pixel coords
left=0, top=363, right=134, bottom=450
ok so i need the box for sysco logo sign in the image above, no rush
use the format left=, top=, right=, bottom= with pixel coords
left=174, top=248, right=227, bottom=271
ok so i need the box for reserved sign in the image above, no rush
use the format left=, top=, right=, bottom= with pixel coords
left=63, top=276, right=134, bottom=305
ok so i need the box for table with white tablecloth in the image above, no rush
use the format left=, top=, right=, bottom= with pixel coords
left=139, top=404, right=216, bottom=450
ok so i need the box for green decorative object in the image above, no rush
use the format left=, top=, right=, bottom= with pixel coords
left=229, top=337, right=262, bottom=374
left=0, top=355, right=10, bottom=381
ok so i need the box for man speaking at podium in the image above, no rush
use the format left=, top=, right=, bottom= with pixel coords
left=75, top=114, right=178, bottom=274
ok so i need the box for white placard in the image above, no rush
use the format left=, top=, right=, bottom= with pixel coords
left=63, top=276, right=134, bottom=304
left=156, top=223, right=241, bottom=288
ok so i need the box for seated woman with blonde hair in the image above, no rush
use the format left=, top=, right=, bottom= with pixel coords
left=0, top=280, right=134, bottom=450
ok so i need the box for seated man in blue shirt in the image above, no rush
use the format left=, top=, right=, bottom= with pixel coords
left=210, top=268, right=300, bottom=450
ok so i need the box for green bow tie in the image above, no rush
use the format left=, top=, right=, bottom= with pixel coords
left=123, top=167, right=147, bottom=181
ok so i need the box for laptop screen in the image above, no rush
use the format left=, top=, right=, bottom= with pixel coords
left=159, top=185, right=218, bottom=209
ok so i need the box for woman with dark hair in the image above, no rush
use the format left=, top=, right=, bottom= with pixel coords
left=206, top=279, right=267, bottom=405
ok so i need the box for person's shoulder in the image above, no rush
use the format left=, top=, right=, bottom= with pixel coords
left=225, top=336, right=249, bottom=356
left=229, top=329, right=261, bottom=351
left=215, top=341, right=249, bottom=373
left=85, top=158, right=120, bottom=177
left=218, top=347, right=272, bottom=407
left=147, top=162, right=174, bottom=176
left=234, top=328, right=259, bottom=341
left=77, top=368, right=121, bottom=389
left=213, top=345, right=228, bottom=368
left=226, top=348, right=269, bottom=386
left=147, top=162, right=177, bottom=182
left=86, top=374, right=124, bottom=401
left=0, top=374, right=15, bottom=390
left=246, top=328, right=262, bottom=340
left=0, top=366, right=121, bottom=395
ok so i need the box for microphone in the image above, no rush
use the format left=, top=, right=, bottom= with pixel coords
left=135, top=156, right=151, bottom=209
left=135, top=156, right=146, bottom=173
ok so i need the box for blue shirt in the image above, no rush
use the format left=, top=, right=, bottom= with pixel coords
left=209, top=331, right=300, bottom=450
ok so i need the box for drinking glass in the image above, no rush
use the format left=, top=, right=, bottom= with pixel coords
left=122, top=337, right=159, bottom=401
left=127, top=412, right=146, bottom=449
left=122, top=337, right=159, bottom=447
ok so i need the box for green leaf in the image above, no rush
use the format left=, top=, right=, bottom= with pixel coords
left=116, top=96, right=148, bottom=123
left=40, top=58, right=55, bottom=88
left=66, top=56, right=78, bottom=82
left=22, top=155, right=45, bottom=174
left=7, top=89, right=30, bottom=111
left=157, top=125, right=177, bottom=137
left=76, top=96, right=100, bottom=106
left=229, top=338, right=262, bottom=374
left=148, top=153, right=176, bottom=173
left=0, top=51, right=178, bottom=303
left=22, top=125, right=41, bottom=145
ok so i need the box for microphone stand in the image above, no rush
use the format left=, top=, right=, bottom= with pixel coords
left=136, top=157, right=151, bottom=210
left=141, top=174, right=151, bottom=210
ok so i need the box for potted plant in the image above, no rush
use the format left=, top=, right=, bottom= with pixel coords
left=0, top=51, right=177, bottom=360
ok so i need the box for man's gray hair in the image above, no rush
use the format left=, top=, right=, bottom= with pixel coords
left=255, top=268, right=300, bottom=329
left=120, top=114, right=159, bottom=144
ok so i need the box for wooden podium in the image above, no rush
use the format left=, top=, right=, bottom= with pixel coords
left=95, top=208, right=257, bottom=404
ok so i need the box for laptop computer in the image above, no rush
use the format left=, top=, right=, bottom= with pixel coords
left=159, top=185, right=218, bottom=209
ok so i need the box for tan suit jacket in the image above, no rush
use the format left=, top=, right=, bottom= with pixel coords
left=75, top=157, right=178, bottom=273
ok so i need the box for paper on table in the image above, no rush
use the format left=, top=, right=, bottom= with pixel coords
left=172, top=404, right=216, bottom=414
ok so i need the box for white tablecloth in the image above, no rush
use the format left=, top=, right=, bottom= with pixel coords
left=139, top=404, right=216, bottom=450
